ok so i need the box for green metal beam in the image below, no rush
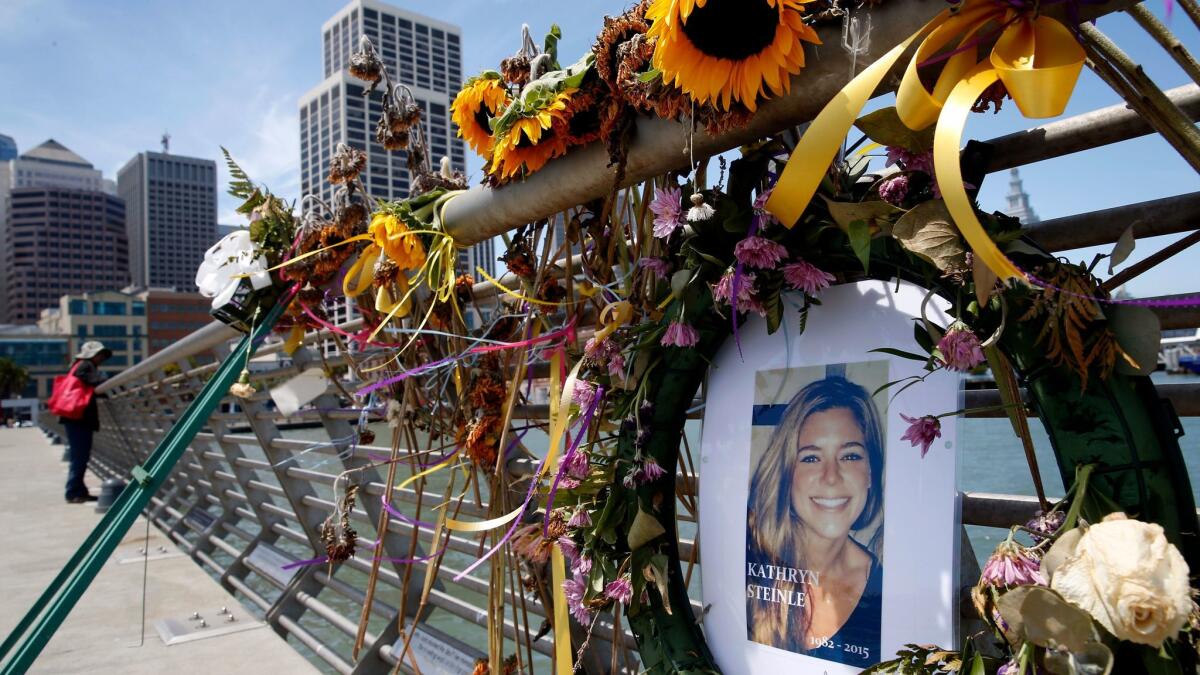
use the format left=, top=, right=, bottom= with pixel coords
left=0, top=298, right=289, bottom=674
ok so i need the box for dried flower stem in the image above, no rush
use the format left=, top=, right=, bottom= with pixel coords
left=1079, top=23, right=1200, bottom=173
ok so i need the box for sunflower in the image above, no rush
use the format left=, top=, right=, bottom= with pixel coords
left=488, top=89, right=574, bottom=181
left=451, top=74, right=511, bottom=157
left=645, top=0, right=821, bottom=112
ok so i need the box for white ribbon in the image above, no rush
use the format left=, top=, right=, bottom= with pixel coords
left=195, top=230, right=272, bottom=310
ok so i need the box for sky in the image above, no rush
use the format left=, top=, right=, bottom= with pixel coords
left=1, top=0, right=1196, bottom=300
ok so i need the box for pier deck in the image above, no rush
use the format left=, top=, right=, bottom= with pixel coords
left=0, top=428, right=319, bottom=674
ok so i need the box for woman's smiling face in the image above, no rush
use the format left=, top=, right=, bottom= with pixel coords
left=789, top=407, right=871, bottom=542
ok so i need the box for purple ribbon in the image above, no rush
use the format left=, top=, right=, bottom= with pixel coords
left=542, top=386, right=604, bottom=537
left=280, top=541, right=447, bottom=570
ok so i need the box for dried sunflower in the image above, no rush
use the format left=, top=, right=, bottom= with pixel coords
left=645, top=0, right=821, bottom=111
left=451, top=73, right=511, bottom=157
left=328, top=143, right=367, bottom=184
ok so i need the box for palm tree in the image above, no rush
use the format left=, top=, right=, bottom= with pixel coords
left=0, top=357, right=30, bottom=400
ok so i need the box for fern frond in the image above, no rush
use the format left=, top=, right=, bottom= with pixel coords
left=221, top=146, right=256, bottom=200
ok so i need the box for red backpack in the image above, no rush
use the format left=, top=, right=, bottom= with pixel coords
left=48, top=362, right=94, bottom=420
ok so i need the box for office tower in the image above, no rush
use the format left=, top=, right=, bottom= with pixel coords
left=0, top=134, right=16, bottom=162
left=0, top=140, right=128, bottom=323
left=117, top=152, right=218, bottom=291
left=300, top=0, right=497, bottom=326
left=1004, top=168, right=1039, bottom=225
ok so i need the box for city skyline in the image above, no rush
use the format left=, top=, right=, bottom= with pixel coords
left=1, top=1, right=1196, bottom=300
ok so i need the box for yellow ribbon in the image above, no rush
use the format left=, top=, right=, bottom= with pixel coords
left=593, top=301, right=633, bottom=344
left=765, top=1, right=1085, bottom=283
left=551, top=547, right=572, bottom=673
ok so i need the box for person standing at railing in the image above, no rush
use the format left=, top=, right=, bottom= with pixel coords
left=55, top=341, right=111, bottom=504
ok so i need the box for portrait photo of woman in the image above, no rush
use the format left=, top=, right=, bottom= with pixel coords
left=745, top=366, right=886, bottom=668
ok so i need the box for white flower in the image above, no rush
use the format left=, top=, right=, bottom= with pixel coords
left=1049, top=513, right=1192, bottom=647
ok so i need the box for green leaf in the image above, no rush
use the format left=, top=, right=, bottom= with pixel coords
left=848, top=219, right=872, bottom=273
left=1106, top=304, right=1160, bottom=376
left=221, top=146, right=256, bottom=201
left=869, top=347, right=931, bottom=362
left=892, top=200, right=968, bottom=272
left=969, top=653, right=985, bottom=675
left=638, top=67, right=662, bottom=84
left=854, top=106, right=935, bottom=152
left=543, top=24, right=562, bottom=68
left=821, top=196, right=902, bottom=235
left=627, top=505, right=667, bottom=550
left=1107, top=223, right=1136, bottom=274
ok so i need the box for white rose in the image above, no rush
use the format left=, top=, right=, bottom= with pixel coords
left=1049, top=513, right=1192, bottom=647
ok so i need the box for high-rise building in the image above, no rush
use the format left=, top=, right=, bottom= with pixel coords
left=117, top=151, right=218, bottom=292
left=0, top=134, right=17, bottom=162
left=299, top=0, right=495, bottom=326
left=1004, top=168, right=1039, bottom=224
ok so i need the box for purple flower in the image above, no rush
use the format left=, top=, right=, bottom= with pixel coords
left=567, top=508, right=592, bottom=528
left=562, top=570, right=593, bottom=624
left=557, top=536, right=578, bottom=561
left=782, top=260, right=835, bottom=295
left=649, top=186, right=684, bottom=238
left=660, top=321, right=700, bottom=348
left=713, top=270, right=754, bottom=304
left=622, top=467, right=643, bottom=489
left=562, top=450, right=589, bottom=479
left=573, top=555, right=592, bottom=576
left=571, top=380, right=598, bottom=408
left=752, top=189, right=780, bottom=226
left=734, top=236, right=788, bottom=270
left=885, top=146, right=933, bottom=174
left=980, top=541, right=1046, bottom=588
left=1024, top=510, right=1066, bottom=544
left=900, top=413, right=942, bottom=458
left=937, top=325, right=985, bottom=372
left=878, top=174, right=910, bottom=206
left=638, top=256, right=672, bottom=281
left=604, top=575, right=634, bottom=604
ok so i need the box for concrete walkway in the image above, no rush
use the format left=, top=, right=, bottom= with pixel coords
left=0, top=428, right=319, bottom=674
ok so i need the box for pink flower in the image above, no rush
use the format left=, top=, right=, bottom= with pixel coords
left=567, top=508, right=591, bottom=528
left=562, top=450, right=589, bottom=479
left=752, top=188, right=780, bottom=226
left=937, top=325, right=985, bottom=372
left=571, top=380, right=598, bottom=408
left=640, top=458, right=666, bottom=483
left=573, top=555, right=592, bottom=576
left=980, top=541, right=1046, bottom=588
left=608, top=351, right=626, bottom=379
left=638, top=256, right=672, bottom=281
left=734, top=236, right=788, bottom=270
left=604, top=575, right=634, bottom=604
left=885, top=146, right=933, bottom=174
left=900, top=413, right=942, bottom=458
left=557, top=536, right=578, bottom=561
left=622, top=467, right=643, bottom=489
left=660, top=321, right=699, bottom=348
left=649, top=186, right=684, bottom=238
left=562, top=571, right=592, bottom=624
left=878, top=174, right=909, bottom=206
left=713, top=270, right=754, bottom=304
left=782, top=260, right=835, bottom=295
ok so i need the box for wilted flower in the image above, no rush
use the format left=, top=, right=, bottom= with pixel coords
left=900, top=413, right=941, bottom=458
left=562, top=571, right=593, bottom=624
left=980, top=540, right=1046, bottom=587
left=348, top=36, right=383, bottom=83
left=1025, top=510, right=1066, bottom=544
left=782, top=260, right=835, bottom=295
left=604, top=575, right=634, bottom=604
left=878, top=174, right=909, bottom=206
left=686, top=193, right=714, bottom=222
left=328, top=143, right=367, bottom=184
left=571, top=380, right=598, bottom=409
left=1050, top=513, right=1193, bottom=647
left=660, top=321, right=700, bottom=348
left=638, top=256, right=672, bottom=281
left=229, top=369, right=256, bottom=398
left=640, top=458, right=667, bottom=483
left=734, top=236, right=788, bottom=270
left=608, top=351, right=626, bottom=379
left=557, top=536, right=578, bottom=561
left=567, top=508, right=592, bottom=528
left=561, top=450, right=589, bottom=480
left=649, top=186, right=684, bottom=238
left=937, top=324, right=985, bottom=372
left=713, top=270, right=756, bottom=306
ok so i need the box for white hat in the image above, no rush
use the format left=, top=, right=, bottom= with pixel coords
left=75, top=341, right=112, bottom=360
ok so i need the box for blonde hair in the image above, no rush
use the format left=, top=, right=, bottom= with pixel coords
left=746, top=376, right=884, bottom=649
